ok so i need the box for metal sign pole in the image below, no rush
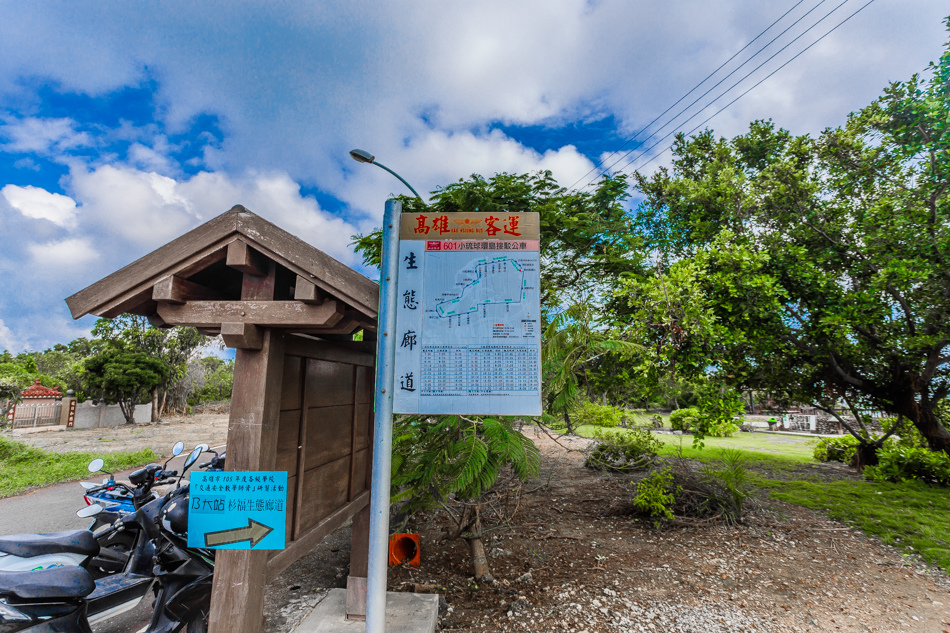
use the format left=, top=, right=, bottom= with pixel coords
left=366, top=198, right=402, bottom=633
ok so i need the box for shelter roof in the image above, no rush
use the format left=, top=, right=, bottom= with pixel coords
left=21, top=380, right=62, bottom=399
left=65, top=206, right=378, bottom=343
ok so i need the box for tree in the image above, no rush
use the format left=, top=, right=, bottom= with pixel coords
left=0, top=363, right=34, bottom=424
left=391, top=415, right=540, bottom=581
left=84, top=350, right=169, bottom=424
left=91, top=316, right=205, bottom=421
left=542, top=301, right=640, bottom=432
left=352, top=171, right=644, bottom=310
left=630, top=27, right=950, bottom=458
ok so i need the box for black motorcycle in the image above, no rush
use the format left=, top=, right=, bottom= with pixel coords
left=0, top=444, right=212, bottom=632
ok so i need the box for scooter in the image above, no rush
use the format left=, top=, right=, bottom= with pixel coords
left=0, top=565, right=97, bottom=633
left=145, top=444, right=215, bottom=633
left=0, top=446, right=212, bottom=632
left=0, top=442, right=185, bottom=575
left=81, top=441, right=186, bottom=516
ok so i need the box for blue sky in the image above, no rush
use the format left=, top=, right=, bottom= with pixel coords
left=0, top=1, right=947, bottom=352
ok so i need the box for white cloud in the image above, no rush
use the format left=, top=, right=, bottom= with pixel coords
left=1, top=1, right=946, bottom=193
left=1, top=184, right=78, bottom=227
left=0, top=318, right=20, bottom=352
left=26, top=237, right=99, bottom=270
left=0, top=116, right=91, bottom=156
left=60, top=164, right=360, bottom=263
left=176, top=170, right=360, bottom=263
left=70, top=165, right=197, bottom=246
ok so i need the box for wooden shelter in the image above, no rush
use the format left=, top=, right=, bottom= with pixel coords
left=66, top=205, right=379, bottom=632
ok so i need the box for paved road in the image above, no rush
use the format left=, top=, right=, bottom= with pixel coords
left=0, top=445, right=225, bottom=633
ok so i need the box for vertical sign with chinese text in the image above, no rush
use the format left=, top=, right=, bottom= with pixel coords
left=393, top=212, right=541, bottom=416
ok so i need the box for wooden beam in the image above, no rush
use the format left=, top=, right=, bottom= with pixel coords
left=152, top=275, right=220, bottom=304
left=227, top=240, right=268, bottom=277
left=147, top=313, right=170, bottom=329
left=294, top=275, right=326, bottom=304
left=155, top=300, right=344, bottom=328
left=221, top=322, right=263, bottom=350
left=284, top=335, right=375, bottom=367
left=208, top=329, right=285, bottom=633
left=265, top=491, right=370, bottom=583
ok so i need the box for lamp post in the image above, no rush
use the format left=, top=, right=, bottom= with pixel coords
left=349, top=149, right=422, bottom=200
left=348, top=149, right=418, bottom=633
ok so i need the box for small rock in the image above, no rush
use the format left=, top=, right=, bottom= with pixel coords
left=515, top=571, right=533, bottom=583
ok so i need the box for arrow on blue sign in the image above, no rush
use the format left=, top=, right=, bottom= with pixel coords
left=204, top=518, right=274, bottom=548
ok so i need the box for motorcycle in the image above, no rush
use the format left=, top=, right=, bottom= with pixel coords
left=81, top=441, right=186, bottom=516
left=0, top=565, right=97, bottom=633
left=0, top=444, right=212, bottom=632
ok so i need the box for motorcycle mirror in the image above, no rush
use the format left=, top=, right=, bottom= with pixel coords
left=87, top=458, right=105, bottom=473
left=172, top=441, right=185, bottom=456
left=183, top=446, right=203, bottom=470
left=76, top=504, right=103, bottom=518
left=194, top=443, right=210, bottom=453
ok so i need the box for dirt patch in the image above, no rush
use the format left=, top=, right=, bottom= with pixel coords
left=7, top=413, right=230, bottom=456
left=14, top=417, right=948, bottom=631
left=379, top=428, right=950, bottom=632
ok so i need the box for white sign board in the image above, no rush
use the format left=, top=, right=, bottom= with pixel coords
left=393, top=212, right=541, bottom=416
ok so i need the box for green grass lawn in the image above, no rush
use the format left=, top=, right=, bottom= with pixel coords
left=0, top=435, right=159, bottom=498
left=761, top=478, right=950, bottom=570
left=575, top=424, right=816, bottom=464
left=567, top=424, right=950, bottom=571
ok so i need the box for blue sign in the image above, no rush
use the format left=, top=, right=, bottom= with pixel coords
left=187, top=471, right=287, bottom=550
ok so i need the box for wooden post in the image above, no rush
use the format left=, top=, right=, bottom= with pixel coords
left=209, top=261, right=283, bottom=633
left=208, top=329, right=285, bottom=633
left=346, top=504, right=371, bottom=619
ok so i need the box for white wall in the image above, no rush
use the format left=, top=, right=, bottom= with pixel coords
left=73, top=403, right=151, bottom=428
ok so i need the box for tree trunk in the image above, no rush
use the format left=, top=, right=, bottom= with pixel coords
left=119, top=400, right=135, bottom=424
left=150, top=387, right=160, bottom=423
left=894, top=399, right=950, bottom=458
left=913, top=407, right=950, bottom=457
left=851, top=442, right=880, bottom=471
left=465, top=536, right=492, bottom=583
left=563, top=410, right=574, bottom=435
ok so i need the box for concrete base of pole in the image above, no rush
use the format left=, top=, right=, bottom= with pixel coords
left=292, top=589, right=439, bottom=633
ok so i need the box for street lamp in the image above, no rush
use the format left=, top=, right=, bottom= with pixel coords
left=349, top=148, right=422, bottom=200
left=348, top=147, right=417, bottom=633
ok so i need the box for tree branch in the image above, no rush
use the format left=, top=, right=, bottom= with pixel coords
left=811, top=401, right=865, bottom=443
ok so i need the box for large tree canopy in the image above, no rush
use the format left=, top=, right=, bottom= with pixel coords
left=629, top=31, right=950, bottom=455
left=353, top=171, right=644, bottom=310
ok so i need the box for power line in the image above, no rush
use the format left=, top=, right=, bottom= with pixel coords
left=581, top=0, right=840, bottom=191
left=620, top=0, right=879, bottom=177
left=567, top=0, right=811, bottom=191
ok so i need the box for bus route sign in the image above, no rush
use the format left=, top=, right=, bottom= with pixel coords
left=393, top=212, right=541, bottom=416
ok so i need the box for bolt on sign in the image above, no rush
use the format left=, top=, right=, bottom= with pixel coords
left=188, top=471, right=288, bottom=550
left=394, top=212, right=541, bottom=416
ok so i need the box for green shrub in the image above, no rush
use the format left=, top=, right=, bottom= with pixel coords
left=864, top=444, right=950, bottom=486
left=584, top=428, right=660, bottom=472
left=573, top=400, right=624, bottom=428
left=698, top=417, right=740, bottom=438
left=698, top=450, right=754, bottom=523
left=813, top=435, right=860, bottom=463
left=881, top=417, right=927, bottom=448
left=669, top=406, right=737, bottom=437
left=669, top=407, right=699, bottom=432
left=633, top=467, right=679, bottom=527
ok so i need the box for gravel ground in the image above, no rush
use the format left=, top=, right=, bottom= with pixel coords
left=12, top=415, right=950, bottom=632
left=9, top=412, right=231, bottom=456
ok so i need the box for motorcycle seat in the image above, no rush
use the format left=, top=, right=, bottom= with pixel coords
left=0, top=530, right=99, bottom=558
left=0, top=566, right=96, bottom=599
